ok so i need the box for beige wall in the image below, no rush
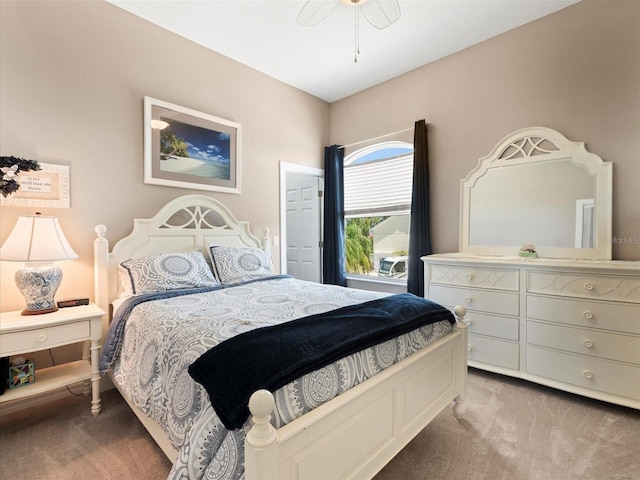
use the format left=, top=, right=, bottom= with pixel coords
left=0, top=1, right=330, bottom=313
left=330, top=0, right=640, bottom=261
left=1, top=0, right=639, bottom=318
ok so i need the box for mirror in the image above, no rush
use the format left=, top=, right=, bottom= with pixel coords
left=460, top=127, right=612, bottom=259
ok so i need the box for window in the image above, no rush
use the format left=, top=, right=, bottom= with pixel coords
left=344, top=141, right=413, bottom=281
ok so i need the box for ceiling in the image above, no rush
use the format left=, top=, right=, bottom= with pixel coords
left=108, top=0, right=579, bottom=103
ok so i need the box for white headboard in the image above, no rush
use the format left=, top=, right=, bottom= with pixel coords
left=94, top=194, right=269, bottom=325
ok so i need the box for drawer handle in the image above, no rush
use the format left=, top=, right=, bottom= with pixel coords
left=464, top=297, right=472, bottom=304
left=37, top=334, right=47, bottom=343
left=583, top=311, right=594, bottom=320
left=467, top=344, right=472, bottom=352
left=463, top=317, right=472, bottom=326
left=583, top=340, right=594, bottom=348
left=584, top=283, right=594, bottom=291
left=465, top=273, right=473, bottom=281
left=583, top=370, right=593, bottom=379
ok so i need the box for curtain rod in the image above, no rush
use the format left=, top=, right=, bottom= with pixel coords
left=338, top=124, right=430, bottom=150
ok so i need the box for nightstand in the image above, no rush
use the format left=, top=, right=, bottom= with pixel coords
left=0, top=303, right=105, bottom=415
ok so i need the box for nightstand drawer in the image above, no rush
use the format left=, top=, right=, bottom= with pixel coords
left=429, top=284, right=519, bottom=316
left=527, top=321, right=640, bottom=364
left=1, top=321, right=90, bottom=355
left=429, top=264, right=519, bottom=291
left=527, top=295, right=640, bottom=334
left=527, top=346, right=640, bottom=401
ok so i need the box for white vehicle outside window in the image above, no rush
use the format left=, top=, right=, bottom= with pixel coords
left=378, top=256, right=408, bottom=278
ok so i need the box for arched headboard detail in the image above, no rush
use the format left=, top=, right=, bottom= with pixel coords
left=94, top=195, right=268, bottom=327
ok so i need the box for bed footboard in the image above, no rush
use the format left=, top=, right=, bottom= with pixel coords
left=245, top=306, right=467, bottom=480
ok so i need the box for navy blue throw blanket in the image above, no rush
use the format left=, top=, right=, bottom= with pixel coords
left=188, top=293, right=455, bottom=430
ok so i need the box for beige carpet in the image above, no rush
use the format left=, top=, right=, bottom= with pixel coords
left=376, top=369, right=639, bottom=480
left=0, top=387, right=173, bottom=479
left=1, top=369, right=638, bottom=480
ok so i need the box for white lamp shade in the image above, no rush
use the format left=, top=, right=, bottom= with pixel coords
left=0, top=214, right=79, bottom=262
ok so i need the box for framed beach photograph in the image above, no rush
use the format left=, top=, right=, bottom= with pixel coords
left=144, top=97, right=242, bottom=194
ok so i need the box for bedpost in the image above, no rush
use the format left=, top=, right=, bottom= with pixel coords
left=261, top=227, right=272, bottom=255
left=452, top=305, right=468, bottom=418
left=245, top=389, right=278, bottom=480
left=94, top=225, right=110, bottom=336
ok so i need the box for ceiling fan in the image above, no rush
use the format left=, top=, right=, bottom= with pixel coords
left=297, top=0, right=401, bottom=62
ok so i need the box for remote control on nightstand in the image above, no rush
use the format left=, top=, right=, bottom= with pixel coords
left=57, top=298, right=90, bottom=308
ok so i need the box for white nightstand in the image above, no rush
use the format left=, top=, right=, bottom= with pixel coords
left=0, top=303, right=105, bottom=415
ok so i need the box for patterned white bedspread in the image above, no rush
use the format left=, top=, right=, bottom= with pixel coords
left=106, top=276, right=453, bottom=479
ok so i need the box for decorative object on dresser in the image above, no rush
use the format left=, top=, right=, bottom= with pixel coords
left=424, top=126, right=639, bottom=410
left=0, top=213, right=79, bottom=315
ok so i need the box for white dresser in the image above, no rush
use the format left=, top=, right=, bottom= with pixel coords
left=423, top=253, right=640, bottom=409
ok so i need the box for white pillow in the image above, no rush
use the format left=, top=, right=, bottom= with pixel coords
left=119, top=250, right=218, bottom=296
left=208, top=245, right=273, bottom=285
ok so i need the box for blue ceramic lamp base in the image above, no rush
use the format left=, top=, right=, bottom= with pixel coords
left=15, top=264, right=62, bottom=315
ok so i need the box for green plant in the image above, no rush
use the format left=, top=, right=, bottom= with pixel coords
left=345, top=216, right=387, bottom=274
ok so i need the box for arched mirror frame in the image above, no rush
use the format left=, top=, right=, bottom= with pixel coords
left=460, top=126, right=612, bottom=260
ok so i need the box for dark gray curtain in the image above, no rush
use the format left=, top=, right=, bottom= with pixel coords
left=407, top=120, right=432, bottom=296
left=322, top=145, right=347, bottom=286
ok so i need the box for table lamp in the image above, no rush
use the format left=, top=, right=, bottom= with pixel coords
left=0, top=213, right=79, bottom=315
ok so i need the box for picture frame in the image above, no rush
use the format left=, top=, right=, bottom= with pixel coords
left=0, top=162, right=70, bottom=208
left=144, top=97, right=242, bottom=194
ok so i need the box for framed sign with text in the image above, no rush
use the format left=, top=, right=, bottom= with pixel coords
left=0, top=163, right=70, bottom=208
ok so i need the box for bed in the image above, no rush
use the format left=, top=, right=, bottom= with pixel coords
left=94, top=194, right=468, bottom=480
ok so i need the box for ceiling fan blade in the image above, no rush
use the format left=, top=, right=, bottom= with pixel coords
left=297, top=0, right=340, bottom=27
left=360, top=0, right=401, bottom=30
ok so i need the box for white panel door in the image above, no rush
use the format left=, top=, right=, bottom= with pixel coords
left=285, top=171, right=322, bottom=282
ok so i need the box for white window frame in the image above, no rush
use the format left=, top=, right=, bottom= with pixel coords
left=343, top=141, right=413, bottom=289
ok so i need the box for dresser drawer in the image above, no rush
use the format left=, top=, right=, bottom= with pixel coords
left=428, top=264, right=519, bottom=291
left=527, top=346, right=640, bottom=401
left=465, top=310, right=519, bottom=341
left=527, top=270, right=640, bottom=303
left=527, top=295, right=640, bottom=334
left=527, top=321, right=640, bottom=365
left=468, top=334, right=519, bottom=370
left=0, top=321, right=90, bottom=355
left=429, top=284, right=519, bottom=316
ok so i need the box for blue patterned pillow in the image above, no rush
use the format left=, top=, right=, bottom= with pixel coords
left=208, top=245, right=273, bottom=285
left=119, top=250, right=218, bottom=296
